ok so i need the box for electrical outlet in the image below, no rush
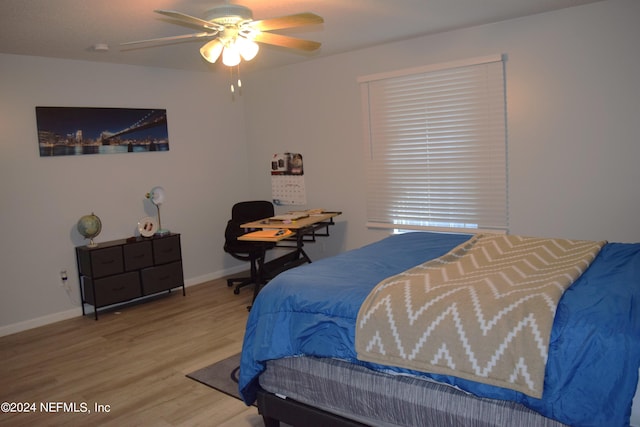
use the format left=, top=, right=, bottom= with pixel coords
left=58, top=269, right=79, bottom=305
left=60, top=270, right=68, bottom=285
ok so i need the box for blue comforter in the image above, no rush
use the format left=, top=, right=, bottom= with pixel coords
left=239, top=232, right=640, bottom=426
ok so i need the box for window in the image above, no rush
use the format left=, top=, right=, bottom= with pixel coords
left=359, top=55, right=508, bottom=233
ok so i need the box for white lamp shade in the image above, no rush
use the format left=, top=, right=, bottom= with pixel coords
left=236, top=36, right=259, bottom=61
left=222, top=43, right=241, bottom=67
left=148, top=186, right=166, bottom=205
left=200, top=39, right=224, bottom=63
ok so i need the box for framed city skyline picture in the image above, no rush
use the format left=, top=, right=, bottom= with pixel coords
left=35, top=106, right=169, bottom=157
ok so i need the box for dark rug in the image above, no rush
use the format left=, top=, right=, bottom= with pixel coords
left=187, top=353, right=252, bottom=404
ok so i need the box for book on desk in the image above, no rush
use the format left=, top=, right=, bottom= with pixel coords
left=269, top=213, right=309, bottom=222
left=268, top=209, right=336, bottom=223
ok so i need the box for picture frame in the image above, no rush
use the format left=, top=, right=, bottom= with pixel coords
left=35, top=106, right=170, bottom=157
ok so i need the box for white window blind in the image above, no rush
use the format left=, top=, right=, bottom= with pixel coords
left=360, top=55, right=508, bottom=233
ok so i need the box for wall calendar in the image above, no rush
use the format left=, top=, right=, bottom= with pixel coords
left=271, top=153, right=306, bottom=206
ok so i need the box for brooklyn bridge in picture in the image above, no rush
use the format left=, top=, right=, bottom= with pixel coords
left=36, top=107, right=169, bottom=156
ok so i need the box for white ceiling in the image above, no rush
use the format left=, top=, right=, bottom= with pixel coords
left=0, top=0, right=603, bottom=74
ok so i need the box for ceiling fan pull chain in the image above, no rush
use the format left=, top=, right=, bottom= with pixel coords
left=229, top=65, right=243, bottom=99
left=230, top=67, right=236, bottom=94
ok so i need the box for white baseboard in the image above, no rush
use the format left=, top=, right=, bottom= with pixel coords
left=0, top=265, right=248, bottom=338
left=0, top=307, right=82, bottom=337
left=184, top=264, right=246, bottom=287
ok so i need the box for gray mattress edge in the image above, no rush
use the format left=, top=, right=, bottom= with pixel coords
left=259, top=356, right=567, bottom=427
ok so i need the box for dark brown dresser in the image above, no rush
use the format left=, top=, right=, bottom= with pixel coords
left=76, top=233, right=185, bottom=319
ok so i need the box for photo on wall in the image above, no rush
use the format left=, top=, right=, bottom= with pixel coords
left=35, top=106, right=169, bottom=157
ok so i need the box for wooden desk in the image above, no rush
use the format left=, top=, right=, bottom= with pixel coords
left=241, top=212, right=340, bottom=232
left=238, top=211, right=341, bottom=305
left=238, top=228, right=295, bottom=243
left=241, top=211, right=340, bottom=263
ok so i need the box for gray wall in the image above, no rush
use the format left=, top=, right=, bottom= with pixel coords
left=0, top=56, right=252, bottom=332
left=1, top=0, right=639, bottom=334
left=244, top=0, right=640, bottom=256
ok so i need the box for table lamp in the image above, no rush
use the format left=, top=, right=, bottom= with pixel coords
left=146, top=186, right=170, bottom=236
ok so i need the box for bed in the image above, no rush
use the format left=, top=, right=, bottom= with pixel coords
left=239, top=231, right=640, bottom=427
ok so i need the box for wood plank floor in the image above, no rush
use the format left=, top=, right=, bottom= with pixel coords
left=0, top=278, right=266, bottom=427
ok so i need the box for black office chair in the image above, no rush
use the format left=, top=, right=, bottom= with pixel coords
left=224, top=200, right=275, bottom=295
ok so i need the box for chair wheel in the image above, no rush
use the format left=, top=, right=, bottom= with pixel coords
left=234, top=288, right=240, bottom=295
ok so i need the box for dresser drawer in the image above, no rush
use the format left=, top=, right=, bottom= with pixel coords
left=141, top=261, right=184, bottom=295
left=77, top=234, right=184, bottom=319
left=152, top=235, right=182, bottom=264
left=123, top=241, right=153, bottom=271
left=79, top=246, right=123, bottom=278
left=83, top=272, right=142, bottom=307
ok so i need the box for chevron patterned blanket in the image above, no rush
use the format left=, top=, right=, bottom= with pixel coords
left=356, top=233, right=606, bottom=398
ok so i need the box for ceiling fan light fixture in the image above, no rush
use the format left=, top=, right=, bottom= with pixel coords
left=222, top=42, right=241, bottom=67
left=126, top=7, right=323, bottom=80
left=204, top=4, right=253, bottom=25
left=236, top=36, right=259, bottom=61
left=200, top=39, right=224, bottom=63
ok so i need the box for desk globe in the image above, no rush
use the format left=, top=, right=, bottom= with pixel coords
left=77, top=213, right=102, bottom=247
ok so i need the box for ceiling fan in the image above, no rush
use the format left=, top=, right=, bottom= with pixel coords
left=121, top=3, right=324, bottom=67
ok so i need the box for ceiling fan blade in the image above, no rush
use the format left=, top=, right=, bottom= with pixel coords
left=251, top=12, right=324, bottom=31
left=253, top=32, right=321, bottom=51
left=121, top=32, right=216, bottom=46
left=154, top=9, right=223, bottom=31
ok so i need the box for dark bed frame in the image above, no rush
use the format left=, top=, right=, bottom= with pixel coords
left=257, top=388, right=368, bottom=427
